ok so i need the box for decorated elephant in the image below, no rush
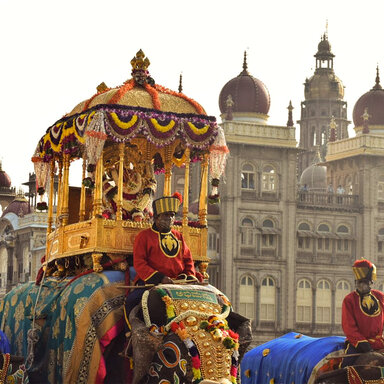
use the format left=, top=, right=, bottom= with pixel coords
left=315, top=351, right=384, bottom=384
left=0, top=271, right=251, bottom=383
left=126, top=283, right=252, bottom=384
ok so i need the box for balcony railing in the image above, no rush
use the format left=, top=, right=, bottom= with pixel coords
left=297, top=192, right=360, bottom=212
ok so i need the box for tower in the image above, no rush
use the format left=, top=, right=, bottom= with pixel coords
left=298, top=33, right=350, bottom=177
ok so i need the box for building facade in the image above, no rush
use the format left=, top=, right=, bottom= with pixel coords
left=209, top=39, right=384, bottom=345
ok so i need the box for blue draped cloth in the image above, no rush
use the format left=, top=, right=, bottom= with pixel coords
left=240, top=332, right=345, bottom=384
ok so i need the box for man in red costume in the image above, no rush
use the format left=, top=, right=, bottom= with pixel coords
left=125, top=193, right=198, bottom=315
left=341, top=258, right=384, bottom=367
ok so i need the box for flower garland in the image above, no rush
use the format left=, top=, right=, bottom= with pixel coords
left=143, top=83, right=161, bottom=110
left=108, top=79, right=135, bottom=104
left=171, top=322, right=202, bottom=383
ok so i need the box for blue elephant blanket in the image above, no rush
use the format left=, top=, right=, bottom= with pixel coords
left=240, top=332, right=345, bottom=384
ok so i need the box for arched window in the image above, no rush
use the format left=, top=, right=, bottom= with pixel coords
left=297, top=222, right=312, bottom=249
left=296, top=279, right=312, bottom=322
left=260, top=277, right=276, bottom=321
left=298, top=223, right=310, bottom=231
left=262, top=219, right=276, bottom=248
left=337, top=225, right=351, bottom=252
left=241, top=164, right=255, bottom=190
left=335, top=280, right=351, bottom=323
left=378, top=228, right=384, bottom=253
left=241, top=218, right=255, bottom=246
left=239, top=276, right=255, bottom=319
left=317, top=224, right=331, bottom=251
left=262, top=166, right=276, bottom=192
left=316, top=280, right=331, bottom=323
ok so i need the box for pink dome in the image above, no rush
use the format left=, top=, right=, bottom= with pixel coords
left=353, top=68, right=384, bottom=127
left=219, top=53, right=270, bottom=116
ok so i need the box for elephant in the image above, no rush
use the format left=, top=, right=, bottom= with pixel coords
left=125, top=283, right=252, bottom=384
left=314, top=351, right=384, bottom=384
left=0, top=271, right=251, bottom=384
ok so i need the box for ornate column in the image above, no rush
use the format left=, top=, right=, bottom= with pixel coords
left=56, top=159, right=63, bottom=219
left=93, top=153, right=104, bottom=218
left=163, top=147, right=173, bottom=196
left=182, top=148, right=191, bottom=227
left=79, top=155, right=86, bottom=221
left=61, top=154, right=70, bottom=226
left=47, top=160, right=55, bottom=234
left=116, top=143, right=125, bottom=221
left=198, top=153, right=209, bottom=226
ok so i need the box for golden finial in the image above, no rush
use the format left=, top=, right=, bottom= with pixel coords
left=96, top=82, right=108, bottom=93
left=362, top=107, right=370, bottom=122
left=329, top=115, right=337, bottom=130
left=130, top=49, right=150, bottom=72
left=241, top=50, right=248, bottom=74
left=178, top=73, right=183, bottom=93
left=130, top=49, right=155, bottom=86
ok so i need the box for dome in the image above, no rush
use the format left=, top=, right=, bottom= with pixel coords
left=300, top=164, right=327, bottom=191
left=353, top=67, right=384, bottom=128
left=2, top=195, right=29, bottom=217
left=304, top=73, right=344, bottom=100
left=0, top=162, right=11, bottom=188
left=315, top=34, right=334, bottom=59
left=68, top=50, right=205, bottom=116
left=218, top=52, right=270, bottom=119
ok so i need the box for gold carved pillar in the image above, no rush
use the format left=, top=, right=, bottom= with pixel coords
left=61, top=154, right=70, bottom=226
left=93, top=153, right=104, bottom=218
left=47, top=160, right=55, bottom=234
left=182, top=148, right=190, bottom=227
left=79, top=155, right=86, bottom=221
left=198, top=153, right=209, bottom=227
left=116, top=143, right=125, bottom=221
left=163, top=147, right=173, bottom=196
left=56, top=159, right=63, bottom=219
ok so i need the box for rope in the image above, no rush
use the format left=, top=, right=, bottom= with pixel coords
left=25, top=266, right=47, bottom=371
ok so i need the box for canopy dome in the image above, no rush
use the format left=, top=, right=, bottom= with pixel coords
left=69, top=50, right=206, bottom=116
left=353, top=67, right=384, bottom=129
left=218, top=52, right=270, bottom=121
left=35, top=50, right=220, bottom=162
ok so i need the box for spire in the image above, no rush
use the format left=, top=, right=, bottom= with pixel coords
left=372, top=65, right=382, bottom=90
left=325, top=19, right=328, bottom=39
left=287, top=101, right=294, bottom=127
left=362, top=107, right=370, bottom=134
left=240, top=51, right=249, bottom=75
left=178, top=73, right=183, bottom=93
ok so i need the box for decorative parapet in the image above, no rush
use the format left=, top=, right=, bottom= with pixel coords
left=326, top=134, right=384, bottom=162
left=222, top=121, right=297, bottom=148
left=18, top=212, right=51, bottom=229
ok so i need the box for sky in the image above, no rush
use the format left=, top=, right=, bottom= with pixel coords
left=1, top=0, right=384, bottom=190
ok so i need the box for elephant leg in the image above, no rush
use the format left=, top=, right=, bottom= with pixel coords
left=315, top=368, right=347, bottom=384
